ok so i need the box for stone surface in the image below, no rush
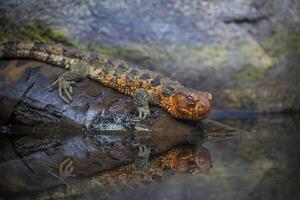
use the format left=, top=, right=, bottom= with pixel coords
left=1, top=0, right=299, bottom=112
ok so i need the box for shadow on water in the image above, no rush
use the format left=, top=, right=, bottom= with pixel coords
left=0, top=113, right=299, bottom=199
left=124, top=113, right=300, bottom=200
left=0, top=59, right=299, bottom=199
left=0, top=119, right=210, bottom=200
left=97, top=113, right=300, bottom=200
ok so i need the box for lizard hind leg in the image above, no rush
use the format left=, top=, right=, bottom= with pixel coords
left=46, top=71, right=81, bottom=104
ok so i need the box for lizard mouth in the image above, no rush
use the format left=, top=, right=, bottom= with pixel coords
left=195, top=102, right=209, bottom=117
left=176, top=101, right=211, bottom=120
left=177, top=108, right=193, bottom=117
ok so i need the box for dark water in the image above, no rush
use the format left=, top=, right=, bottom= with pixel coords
left=111, top=114, right=300, bottom=200
left=0, top=113, right=299, bottom=200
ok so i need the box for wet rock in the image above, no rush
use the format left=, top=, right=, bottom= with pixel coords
left=0, top=59, right=204, bottom=194
left=0, top=59, right=243, bottom=198
left=1, top=0, right=299, bottom=112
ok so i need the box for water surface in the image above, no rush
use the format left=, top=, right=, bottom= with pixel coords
left=0, top=113, right=299, bottom=200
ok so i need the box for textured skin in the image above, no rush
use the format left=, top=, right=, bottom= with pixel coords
left=0, top=41, right=212, bottom=120
left=31, top=146, right=212, bottom=199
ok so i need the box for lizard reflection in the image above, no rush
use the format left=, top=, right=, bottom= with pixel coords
left=34, top=144, right=212, bottom=199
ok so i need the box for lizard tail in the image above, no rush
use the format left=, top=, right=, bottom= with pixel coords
left=0, top=41, right=75, bottom=68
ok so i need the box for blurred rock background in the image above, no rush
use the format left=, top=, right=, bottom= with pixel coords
left=0, top=0, right=299, bottom=112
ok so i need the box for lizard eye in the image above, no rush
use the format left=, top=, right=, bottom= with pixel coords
left=187, top=96, right=195, bottom=105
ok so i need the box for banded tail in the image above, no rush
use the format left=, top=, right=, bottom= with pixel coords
left=0, top=41, right=106, bottom=70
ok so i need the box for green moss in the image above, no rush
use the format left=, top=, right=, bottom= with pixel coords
left=201, top=46, right=226, bottom=58
left=264, top=29, right=300, bottom=57
left=236, top=67, right=267, bottom=82
left=221, top=89, right=259, bottom=109
left=93, top=46, right=120, bottom=57
left=83, top=43, right=165, bottom=66
left=97, top=46, right=145, bottom=60
left=0, top=23, right=76, bottom=47
left=284, top=34, right=300, bottom=54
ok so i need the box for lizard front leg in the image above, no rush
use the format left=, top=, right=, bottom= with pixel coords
left=47, top=61, right=88, bottom=104
left=133, top=143, right=151, bottom=172
left=133, top=89, right=157, bottom=120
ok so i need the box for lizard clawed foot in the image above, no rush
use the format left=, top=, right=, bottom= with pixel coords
left=130, top=143, right=151, bottom=159
left=59, top=157, right=75, bottom=178
left=133, top=89, right=153, bottom=120
left=137, top=106, right=150, bottom=120
left=137, top=144, right=151, bottom=159
left=46, top=72, right=76, bottom=104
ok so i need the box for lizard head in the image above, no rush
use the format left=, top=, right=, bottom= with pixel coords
left=173, top=147, right=212, bottom=174
left=168, top=88, right=212, bottom=120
